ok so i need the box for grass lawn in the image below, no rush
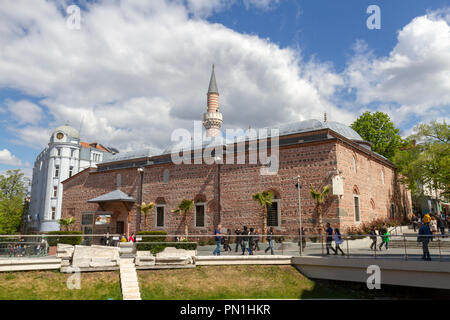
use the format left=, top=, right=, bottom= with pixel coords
left=0, top=270, right=122, bottom=300
left=138, top=265, right=369, bottom=300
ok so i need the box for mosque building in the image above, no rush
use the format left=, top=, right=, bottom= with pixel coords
left=60, top=66, right=412, bottom=239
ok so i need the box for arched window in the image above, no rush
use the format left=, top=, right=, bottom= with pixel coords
left=162, top=169, right=170, bottom=183
left=353, top=187, right=360, bottom=222
left=194, top=196, right=206, bottom=228
left=155, top=198, right=166, bottom=228
left=266, top=191, right=280, bottom=227
left=370, top=198, right=375, bottom=210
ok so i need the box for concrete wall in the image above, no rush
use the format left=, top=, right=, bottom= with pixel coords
left=292, top=256, right=450, bottom=290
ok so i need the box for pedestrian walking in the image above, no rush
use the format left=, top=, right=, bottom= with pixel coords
left=379, top=225, right=390, bottom=250
left=213, top=225, right=223, bottom=256
left=253, top=228, right=260, bottom=251
left=249, top=228, right=255, bottom=252
left=411, top=214, right=419, bottom=232
left=430, top=216, right=438, bottom=234
left=369, top=225, right=377, bottom=251
left=333, top=228, right=345, bottom=256
left=223, top=229, right=232, bottom=252
left=325, top=223, right=336, bottom=255
left=241, top=226, right=252, bottom=255
left=437, top=217, right=446, bottom=237
left=8, top=244, right=13, bottom=257
left=129, top=233, right=136, bottom=243
left=234, top=228, right=242, bottom=252
left=418, top=216, right=433, bottom=261
left=265, top=227, right=275, bottom=255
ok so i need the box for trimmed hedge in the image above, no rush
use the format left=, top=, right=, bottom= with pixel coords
left=46, top=231, right=82, bottom=246
left=136, top=231, right=197, bottom=254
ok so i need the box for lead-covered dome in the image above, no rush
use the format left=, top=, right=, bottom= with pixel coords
left=52, top=124, right=80, bottom=140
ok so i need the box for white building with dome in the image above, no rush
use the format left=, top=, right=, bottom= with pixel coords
left=28, top=124, right=116, bottom=232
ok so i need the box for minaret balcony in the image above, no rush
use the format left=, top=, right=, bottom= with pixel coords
left=202, top=112, right=223, bottom=121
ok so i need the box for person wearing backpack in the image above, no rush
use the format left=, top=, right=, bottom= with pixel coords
left=333, top=228, right=345, bottom=256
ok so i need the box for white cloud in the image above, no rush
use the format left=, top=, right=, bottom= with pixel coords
left=345, top=10, right=450, bottom=125
left=243, top=0, right=281, bottom=10
left=5, top=99, right=43, bottom=125
left=0, top=0, right=349, bottom=153
left=0, top=149, right=23, bottom=166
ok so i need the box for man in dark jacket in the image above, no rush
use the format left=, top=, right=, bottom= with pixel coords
left=325, top=223, right=336, bottom=255
left=418, top=221, right=433, bottom=261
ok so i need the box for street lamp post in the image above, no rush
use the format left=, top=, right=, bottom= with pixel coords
left=296, top=176, right=303, bottom=256
left=137, top=167, right=144, bottom=233
left=215, top=156, right=222, bottom=225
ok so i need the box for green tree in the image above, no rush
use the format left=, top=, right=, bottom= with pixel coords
left=309, top=184, right=331, bottom=234
left=172, top=199, right=194, bottom=238
left=351, top=111, right=404, bottom=160
left=394, top=121, right=450, bottom=205
left=252, top=190, right=274, bottom=240
left=58, top=217, right=75, bottom=231
left=0, top=170, right=28, bottom=234
left=137, top=202, right=155, bottom=230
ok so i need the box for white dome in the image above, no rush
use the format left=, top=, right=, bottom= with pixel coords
left=52, top=125, right=80, bottom=139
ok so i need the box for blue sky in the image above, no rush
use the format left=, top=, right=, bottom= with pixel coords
left=0, top=0, right=449, bottom=177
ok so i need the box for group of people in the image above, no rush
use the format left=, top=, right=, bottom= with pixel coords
left=412, top=213, right=448, bottom=237
left=325, top=223, right=346, bottom=255
left=5, top=239, right=48, bottom=257
left=368, top=223, right=391, bottom=251
left=213, top=225, right=276, bottom=256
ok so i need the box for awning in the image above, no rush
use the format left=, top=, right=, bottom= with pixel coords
left=87, top=189, right=136, bottom=203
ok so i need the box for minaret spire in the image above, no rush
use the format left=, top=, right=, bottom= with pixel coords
left=203, top=64, right=223, bottom=137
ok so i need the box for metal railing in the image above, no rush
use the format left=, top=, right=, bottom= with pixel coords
left=0, top=232, right=448, bottom=261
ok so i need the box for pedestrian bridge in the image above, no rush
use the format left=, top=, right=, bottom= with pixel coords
left=292, top=256, right=450, bottom=290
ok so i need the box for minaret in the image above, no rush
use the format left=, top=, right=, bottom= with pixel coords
left=203, top=65, right=223, bottom=137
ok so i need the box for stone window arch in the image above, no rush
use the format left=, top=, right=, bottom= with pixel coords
left=155, top=197, right=166, bottom=228
left=353, top=185, right=360, bottom=223
left=266, top=189, right=281, bottom=227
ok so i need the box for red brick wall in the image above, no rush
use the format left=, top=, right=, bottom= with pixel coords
left=62, top=138, right=411, bottom=237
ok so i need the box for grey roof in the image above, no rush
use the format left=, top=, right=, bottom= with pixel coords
left=263, top=119, right=363, bottom=141
left=53, top=125, right=80, bottom=139
left=208, top=65, right=219, bottom=94
left=101, top=148, right=157, bottom=164
left=87, top=189, right=136, bottom=203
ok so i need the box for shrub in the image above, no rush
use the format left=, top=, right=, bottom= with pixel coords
left=136, top=231, right=197, bottom=254
left=46, top=231, right=82, bottom=246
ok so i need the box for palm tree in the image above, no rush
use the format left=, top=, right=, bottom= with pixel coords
left=137, top=202, right=155, bottom=230
left=252, top=190, right=274, bottom=240
left=58, top=217, right=75, bottom=231
left=172, top=199, right=194, bottom=238
left=309, top=184, right=331, bottom=233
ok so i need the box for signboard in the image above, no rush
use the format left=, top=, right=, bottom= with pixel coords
left=95, top=214, right=111, bottom=225
left=332, top=175, right=344, bottom=196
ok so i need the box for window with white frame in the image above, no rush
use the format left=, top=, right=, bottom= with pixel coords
left=51, top=207, right=56, bottom=220
left=55, top=165, right=59, bottom=178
